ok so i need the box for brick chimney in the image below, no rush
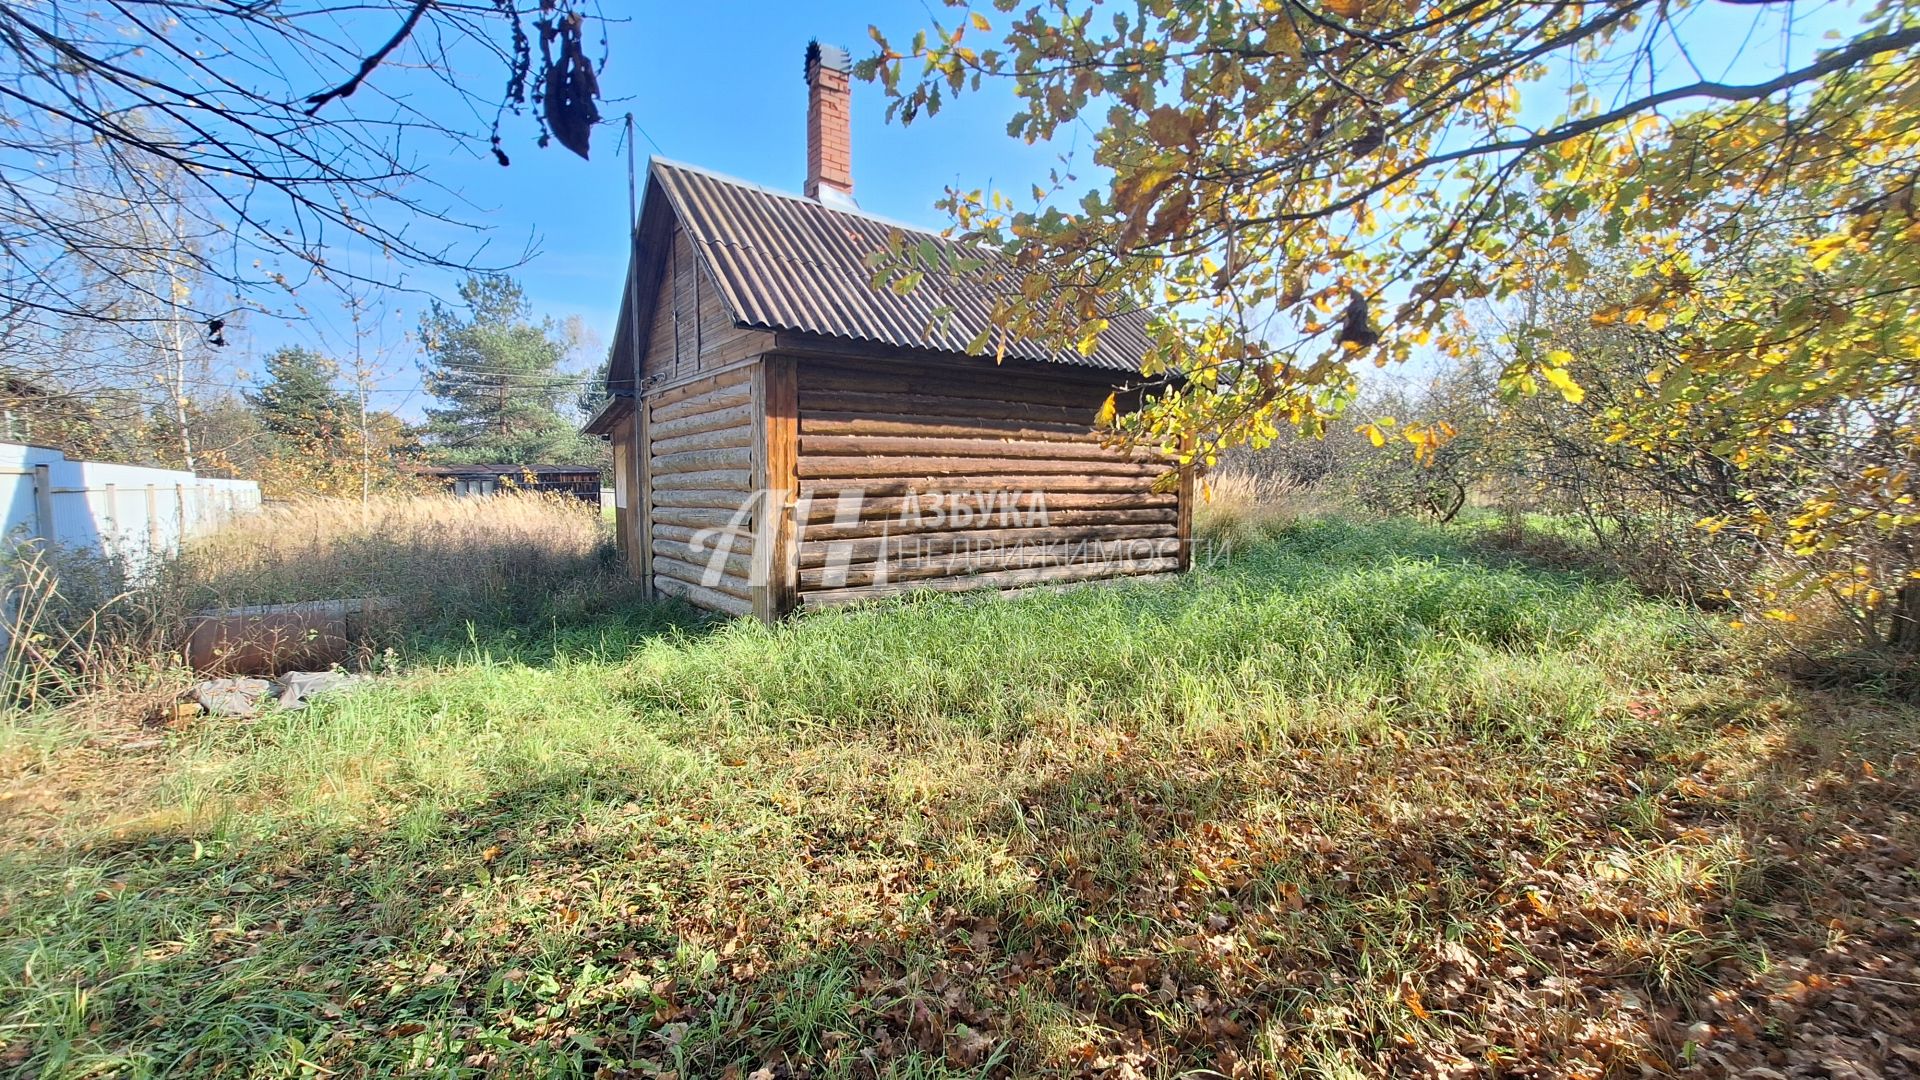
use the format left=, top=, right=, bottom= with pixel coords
left=804, top=40, right=855, bottom=207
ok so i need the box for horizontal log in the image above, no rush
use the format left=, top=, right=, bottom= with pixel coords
left=652, top=468, right=750, bottom=491
left=653, top=555, right=751, bottom=600
left=801, top=556, right=1180, bottom=607
left=798, top=491, right=1177, bottom=524
left=800, top=410, right=1098, bottom=443
left=696, top=332, right=771, bottom=371
left=653, top=505, right=752, bottom=530
left=800, top=474, right=1168, bottom=497
left=800, top=435, right=1160, bottom=463
left=650, top=364, right=752, bottom=410
left=804, top=363, right=1123, bottom=410
left=800, top=541, right=1182, bottom=590
left=651, top=487, right=755, bottom=510
left=652, top=381, right=752, bottom=425
left=798, top=390, right=1094, bottom=427
left=799, top=507, right=1176, bottom=542
left=795, top=491, right=1060, bottom=537
left=654, top=574, right=752, bottom=617
left=774, top=337, right=1138, bottom=385
left=652, top=538, right=753, bottom=577
left=649, top=424, right=752, bottom=458
left=799, top=455, right=1164, bottom=481
left=653, top=522, right=753, bottom=547
left=798, top=523, right=1177, bottom=566
left=651, top=446, right=751, bottom=474
left=649, top=402, right=752, bottom=442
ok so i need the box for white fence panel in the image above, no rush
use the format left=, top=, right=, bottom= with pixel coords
left=0, top=442, right=261, bottom=569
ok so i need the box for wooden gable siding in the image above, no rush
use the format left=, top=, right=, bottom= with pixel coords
left=789, top=357, right=1184, bottom=607
left=638, top=223, right=774, bottom=391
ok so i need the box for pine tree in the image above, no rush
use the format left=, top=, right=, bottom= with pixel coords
left=417, top=275, right=594, bottom=464
left=247, top=346, right=353, bottom=445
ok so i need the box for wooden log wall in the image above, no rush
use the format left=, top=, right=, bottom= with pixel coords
left=643, top=365, right=757, bottom=617
left=792, top=359, right=1183, bottom=607
left=622, top=220, right=777, bottom=618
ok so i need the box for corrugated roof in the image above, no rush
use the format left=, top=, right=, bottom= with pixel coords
left=647, top=158, right=1149, bottom=373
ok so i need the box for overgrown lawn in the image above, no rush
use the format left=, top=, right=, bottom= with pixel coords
left=2, top=519, right=1914, bottom=1077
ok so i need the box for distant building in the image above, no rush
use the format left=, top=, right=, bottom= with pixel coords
left=2, top=376, right=98, bottom=448
left=414, top=464, right=601, bottom=502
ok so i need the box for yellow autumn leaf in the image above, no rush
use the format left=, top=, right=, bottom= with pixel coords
left=1094, top=392, right=1118, bottom=428
left=1542, top=365, right=1586, bottom=404
left=970, top=12, right=991, bottom=31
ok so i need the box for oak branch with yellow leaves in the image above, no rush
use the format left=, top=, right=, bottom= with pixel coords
left=864, top=0, right=1920, bottom=643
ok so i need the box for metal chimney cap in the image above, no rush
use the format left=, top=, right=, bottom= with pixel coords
left=805, top=40, right=851, bottom=77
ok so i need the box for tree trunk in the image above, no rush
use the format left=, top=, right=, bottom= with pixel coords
left=165, top=289, right=195, bottom=472
left=1888, top=532, right=1920, bottom=652
left=162, top=205, right=195, bottom=472
left=1890, top=581, right=1920, bottom=653
left=352, top=296, right=371, bottom=509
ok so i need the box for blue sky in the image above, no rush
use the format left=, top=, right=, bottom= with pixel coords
left=234, top=0, right=1871, bottom=416
left=239, top=0, right=1069, bottom=415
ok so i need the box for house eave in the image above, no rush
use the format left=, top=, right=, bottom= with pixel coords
left=582, top=390, right=635, bottom=437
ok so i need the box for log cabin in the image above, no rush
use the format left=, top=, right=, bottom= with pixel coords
left=583, top=41, right=1190, bottom=621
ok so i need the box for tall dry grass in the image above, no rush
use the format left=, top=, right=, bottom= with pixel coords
left=1, top=493, right=630, bottom=719
left=175, top=492, right=612, bottom=610
left=1191, top=469, right=1349, bottom=547
left=1, top=543, right=176, bottom=723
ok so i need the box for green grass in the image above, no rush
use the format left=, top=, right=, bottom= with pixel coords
left=1, top=517, right=1914, bottom=1077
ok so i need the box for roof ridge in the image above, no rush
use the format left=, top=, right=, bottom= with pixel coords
left=632, top=156, right=1148, bottom=373
left=649, top=156, right=949, bottom=240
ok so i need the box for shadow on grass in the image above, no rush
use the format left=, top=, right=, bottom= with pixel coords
left=395, top=582, right=721, bottom=669
left=5, top=668, right=1918, bottom=1078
